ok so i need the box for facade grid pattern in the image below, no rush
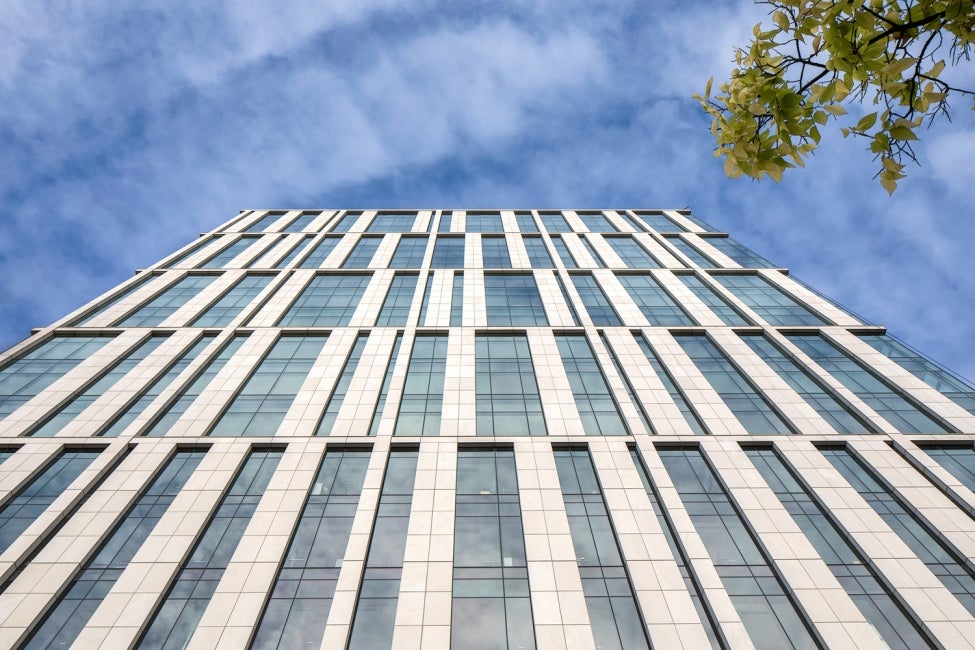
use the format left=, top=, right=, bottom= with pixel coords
left=0, top=207, right=973, bottom=649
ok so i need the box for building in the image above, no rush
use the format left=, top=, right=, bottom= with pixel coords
left=0, top=208, right=973, bottom=650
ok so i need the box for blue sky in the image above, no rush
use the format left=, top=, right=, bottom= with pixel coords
left=1, top=1, right=973, bottom=379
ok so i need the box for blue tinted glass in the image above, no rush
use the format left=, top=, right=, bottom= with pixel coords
left=0, top=336, right=113, bottom=419
left=476, top=335, right=546, bottom=436
left=139, top=450, right=282, bottom=649
left=210, top=335, right=327, bottom=437
left=278, top=274, right=372, bottom=327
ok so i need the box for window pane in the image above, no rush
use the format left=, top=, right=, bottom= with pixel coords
left=677, top=335, right=793, bottom=435
left=476, top=335, right=546, bottom=436
left=571, top=275, right=620, bottom=326
left=394, top=336, right=447, bottom=436
left=210, top=335, right=327, bottom=437
left=714, top=274, right=827, bottom=326
left=25, top=451, right=206, bottom=650
left=251, top=450, right=370, bottom=650
left=485, top=275, right=548, bottom=326
left=117, top=275, right=217, bottom=327
left=659, top=448, right=818, bottom=650
left=0, top=336, right=113, bottom=420
left=348, top=449, right=418, bottom=649
left=617, top=274, right=694, bottom=326
left=139, top=450, right=282, bottom=649
left=555, top=449, right=649, bottom=649
left=555, top=335, right=628, bottom=436
left=277, top=274, right=372, bottom=327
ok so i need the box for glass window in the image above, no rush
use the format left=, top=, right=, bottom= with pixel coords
left=159, top=237, right=215, bottom=269
left=633, top=334, right=707, bottom=434
left=787, top=334, right=948, bottom=433
left=75, top=276, right=152, bottom=325
left=277, top=274, right=372, bottom=327
left=677, top=274, right=750, bottom=325
left=191, top=275, right=273, bottom=327
left=272, top=236, right=315, bottom=269
left=555, top=335, right=628, bottom=435
left=282, top=211, right=319, bottom=233
left=24, top=450, right=206, bottom=650
left=676, top=335, right=793, bottom=434
left=342, top=236, right=383, bottom=268
left=713, top=274, right=827, bottom=326
left=466, top=213, right=504, bottom=232
left=554, top=449, right=650, bottom=649
left=475, top=335, right=546, bottom=436
left=665, top=235, right=716, bottom=267
left=367, top=213, right=416, bottom=232
left=550, top=236, right=579, bottom=268
left=139, top=449, right=282, bottom=649
left=822, top=447, right=975, bottom=616
left=581, top=236, right=607, bottom=268
left=249, top=237, right=297, bottom=269
left=331, top=211, right=360, bottom=233
left=631, top=211, right=686, bottom=232
left=315, top=335, right=369, bottom=436
left=746, top=447, right=933, bottom=650
left=598, top=333, right=653, bottom=435
left=418, top=274, right=435, bottom=326
left=859, top=334, right=975, bottom=414
left=99, top=335, right=216, bottom=437
left=368, top=335, right=403, bottom=437
left=389, top=235, right=428, bottom=268
left=740, top=335, right=870, bottom=434
left=347, top=449, right=418, bottom=649
left=578, top=212, right=617, bottom=232
left=116, top=275, right=217, bottom=327
left=704, top=236, right=774, bottom=268
left=0, top=336, right=113, bottom=419
left=209, top=335, right=327, bottom=437
left=604, top=236, right=661, bottom=269
left=516, top=212, right=538, bottom=232
left=523, top=236, right=554, bottom=268
left=922, top=445, right=975, bottom=494
left=485, top=275, right=548, bottom=326
left=0, top=448, right=101, bottom=555
left=678, top=212, right=718, bottom=232
left=438, top=212, right=453, bottom=232
left=431, top=236, right=465, bottom=268
left=555, top=274, right=581, bottom=326
left=250, top=449, right=370, bottom=650
left=617, top=274, right=695, bottom=326
left=540, top=214, right=571, bottom=233
left=296, top=235, right=341, bottom=269
left=247, top=212, right=287, bottom=231
left=31, top=335, right=168, bottom=438
left=452, top=449, right=536, bottom=650
left=658, top=447, right=819, bottom=650
left=200, top=236, right=260, bottom=268
left=571, top=274, right=621, bottom=326
left=143, top=336, right=247, bottom=437
left=394, top=335, right=447, bottom=436
left=376, top=274, right=419, bottom=327
left=450, top=273, right=464, bottom=326
left=481, top=236, right=512, bottom=268
left=629, top=448, right=723, bottom=648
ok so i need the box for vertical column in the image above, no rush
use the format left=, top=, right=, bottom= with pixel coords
left=516, top=440, right=594, bottom=649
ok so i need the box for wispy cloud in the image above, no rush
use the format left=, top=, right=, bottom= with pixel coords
left=1, top=0, right=973, bottom=380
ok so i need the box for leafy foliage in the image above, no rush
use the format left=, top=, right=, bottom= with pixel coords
left=696, top=0, right=975, bottom=193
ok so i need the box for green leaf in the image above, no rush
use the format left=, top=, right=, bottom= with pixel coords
left=927, top=60, right=946, bottom=78
left=880, top=175, right=897, bottom=194
left=855, top=112, right=878, bottom=131
left=772, top=10, right=789, bottom=30
left=822, top=104, right=847, bottom=115
left=889, top=125, right=918, bottom=140
left=882, top=57, right=917, bottom=77
left=705, top=76, right=714, bottom=100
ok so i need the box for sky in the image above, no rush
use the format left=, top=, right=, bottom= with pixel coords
left=1, top=1, right=973, bottom=380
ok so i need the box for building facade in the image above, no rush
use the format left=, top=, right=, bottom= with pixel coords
left=0, top=208, right=974, bottom=649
